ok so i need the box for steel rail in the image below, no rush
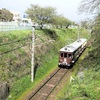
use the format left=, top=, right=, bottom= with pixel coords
left=44, top=69, right=68, bottom=100
left=28, top=68, right=61, bottom=100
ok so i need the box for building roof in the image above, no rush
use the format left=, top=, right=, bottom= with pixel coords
left=60, top=38, right=87, bottom=52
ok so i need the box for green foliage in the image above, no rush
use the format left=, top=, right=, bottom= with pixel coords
left=0, top=8, right=13, bottom=21
left=26, top=4, right=57, bottom=29
left=57, top=46, right=100, bottom=100
left=60, top=68, right=100, bottom=100
left=0, top=28, right=89, bottom=100
left=42, top=29, right=58, bottom=40
left=52, top=15, right=72, bottom=28
left=0, top=30, right=32, bottom=83
left=56, top=1, right=100, bottom=100
left=26, top=4, right=73, bottom=29
left=58, top=15, right=100, bottom=100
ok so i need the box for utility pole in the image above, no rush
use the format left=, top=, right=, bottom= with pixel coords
left=31, top=26, right=35, bottom=82
left=78, top=26, right=80, bottom=40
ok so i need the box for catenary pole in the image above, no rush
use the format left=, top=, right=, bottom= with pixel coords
left=31, top=26, right=35, bottom=82
left=78, top=26, right=80, bottom=40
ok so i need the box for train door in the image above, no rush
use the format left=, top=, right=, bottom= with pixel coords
left=59, top=52, right=64, bottom=63
left=64, top=52, right=67, bottom=63
left=59, top=52, right=67, bottom=63
left=67, top=53, right=73, bottom=64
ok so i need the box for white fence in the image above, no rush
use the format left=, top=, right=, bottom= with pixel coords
left=0, top=22, right=32, bottom=31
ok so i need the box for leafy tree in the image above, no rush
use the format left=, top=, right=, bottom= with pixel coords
left=58, top=15, right=72, bottom=28
left=65, top=20, right=73, bottom=28
left=0, top=8, right=13, bottom=22
left=51, top=15, right=67, bottom=28
left=26, top=4, right=57, bottom=29
left=49, top=15, right=73, bottom=28
left=26, top=4, right=74, bottom=29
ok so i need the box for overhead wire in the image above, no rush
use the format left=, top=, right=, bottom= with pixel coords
left=0, top=52, right=31, bottom=66
left=0, top=43, right=29, bottom=56
left=0, top=31, right=55, bottom=66
left=0, top=36, right=32, bottom=46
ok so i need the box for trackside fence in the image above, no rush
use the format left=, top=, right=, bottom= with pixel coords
left=0, top=22, right=32, bottom=31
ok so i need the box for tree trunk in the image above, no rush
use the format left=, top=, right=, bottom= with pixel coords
left=66, top=25, right=69, bottom=28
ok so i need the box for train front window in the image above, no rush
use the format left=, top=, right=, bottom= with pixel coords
left=68, top=54, right=72, bottom=58
left=60, top=53, right=63, bottom=57
left=64, top=53, right=67, bottom=58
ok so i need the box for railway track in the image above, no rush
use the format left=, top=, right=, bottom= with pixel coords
left=28, top=68, right=68, bottom=100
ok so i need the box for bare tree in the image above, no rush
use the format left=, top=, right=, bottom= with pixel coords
left=78, top=0, right=100, bottom=13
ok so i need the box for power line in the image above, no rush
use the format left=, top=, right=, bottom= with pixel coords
left=0, top=36, right=32, bottom=46
left=0, top=43, right=29, bottom=56
left=0, top=53, right=30, bottom=66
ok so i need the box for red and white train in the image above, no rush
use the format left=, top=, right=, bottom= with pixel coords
left=58, top=38, right=87, bottom=67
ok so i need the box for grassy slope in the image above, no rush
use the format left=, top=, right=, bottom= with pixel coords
left=0, top=30, right=32, bottom=84
left=0, top=28, right=89, bottom=100
left=57, top=31, right=100, bottom=99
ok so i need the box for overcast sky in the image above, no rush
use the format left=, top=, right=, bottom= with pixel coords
left=0, top=0, right=90, bottom=22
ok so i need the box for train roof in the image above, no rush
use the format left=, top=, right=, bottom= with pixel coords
left=60, top=38, right=87, bottom=52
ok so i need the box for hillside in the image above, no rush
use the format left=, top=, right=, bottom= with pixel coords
left=0, top=28, right=89, bottom=100
left=58, top=27, right=100, bottom=99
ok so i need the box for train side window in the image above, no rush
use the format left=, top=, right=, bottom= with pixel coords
left=60, top=53, right=63, bottom=57
left=64, top=53, right=67, bottom=58
left=68, top=54, right=72, bottom=58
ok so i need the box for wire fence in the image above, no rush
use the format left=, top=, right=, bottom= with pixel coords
left=0, top=22, right=32, bottom=31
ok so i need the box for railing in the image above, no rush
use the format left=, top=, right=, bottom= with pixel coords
left=0, top=22, right=32, bottom=31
